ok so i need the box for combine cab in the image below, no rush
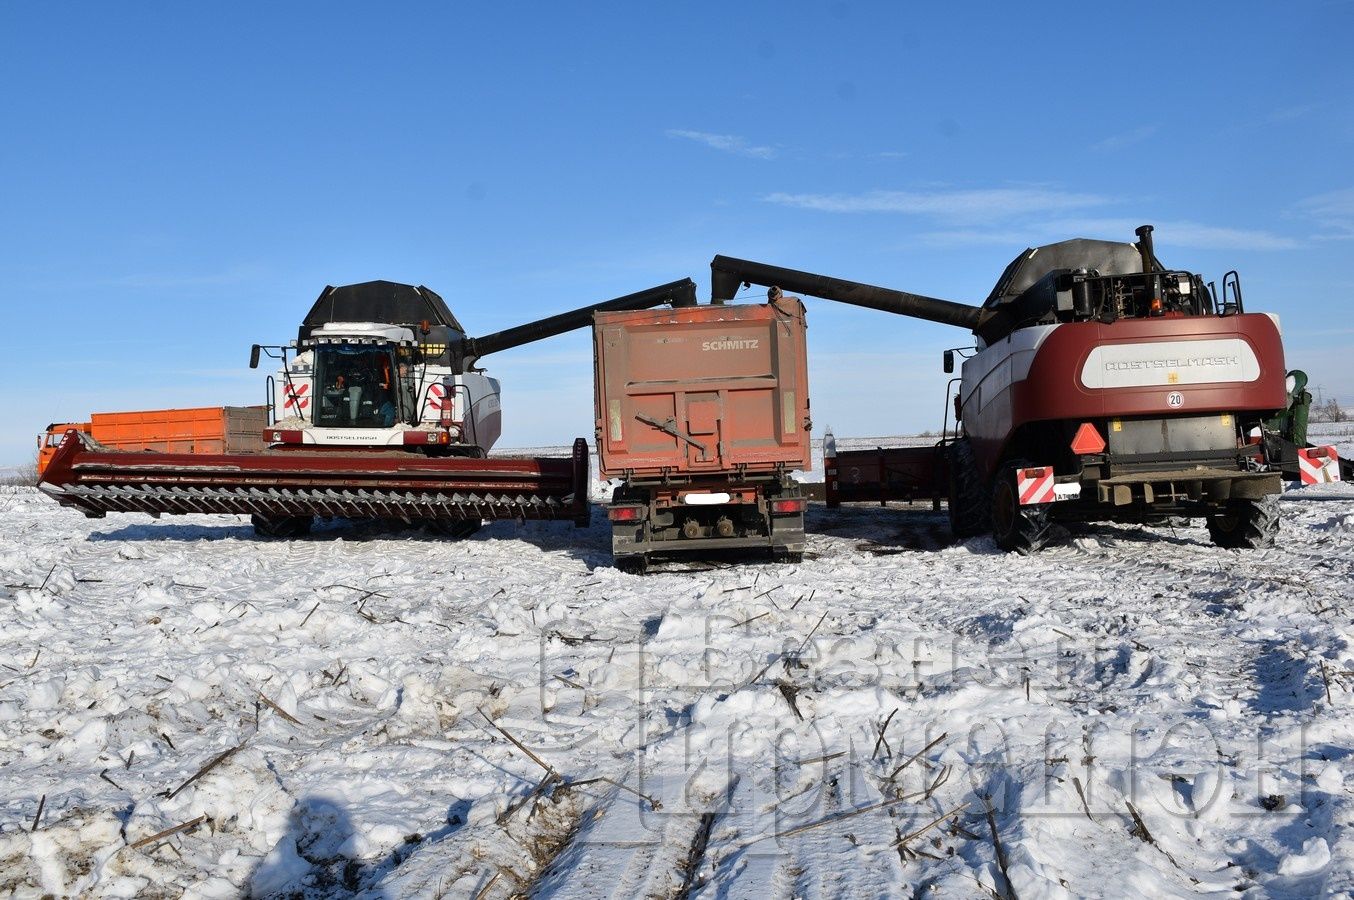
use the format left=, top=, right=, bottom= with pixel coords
left=712, top=226, right=1340, bottom=552
left=41, top=278, right=697, bottom=535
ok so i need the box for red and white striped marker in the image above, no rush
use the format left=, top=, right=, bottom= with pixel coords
left=427, top=383, right=447, bottom=411
left=283, top=382, right=309, bottom=412
left=1298, top=446, right=1342, bottom=485
left=1017, top=466, right=1056, bottom=505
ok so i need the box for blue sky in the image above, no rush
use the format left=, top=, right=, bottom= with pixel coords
left=2, top=1, right=1352, bottom=464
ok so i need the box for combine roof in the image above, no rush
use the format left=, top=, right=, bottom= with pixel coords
left=299, top=281, right=465, bottom=341
left=984, top=239, right=1149, bottom=307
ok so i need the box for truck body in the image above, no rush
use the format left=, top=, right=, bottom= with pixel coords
left=37, top=407, right=265, bottom=477
left=594, top=297, right=811, bottom=570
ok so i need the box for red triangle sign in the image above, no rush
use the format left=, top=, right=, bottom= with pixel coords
left=1071, top=422, right=1106, bottom=455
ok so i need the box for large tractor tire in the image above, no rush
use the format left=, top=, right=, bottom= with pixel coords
left=251, top=514, right=313, bottom=538
left=428, top=519, right=484, bottom=539
left=990, top=461, right=1052, bottom=554
left=947, top=438, right=989, bottom=539
left=1207, top=497, right=1279, bottom=549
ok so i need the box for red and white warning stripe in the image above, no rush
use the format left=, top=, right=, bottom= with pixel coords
left=1298, top=446, right=1342, bottom=485
left=1017, top=466, right=1056, bottom=505
left=427, top=383, right=448, bottom=411
left=283, top=382, right=309, bottom=412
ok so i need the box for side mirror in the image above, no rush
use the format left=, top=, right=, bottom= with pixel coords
left=943, top=350, right=955, bottom=374
left=249, top=344, right=261, bottom=369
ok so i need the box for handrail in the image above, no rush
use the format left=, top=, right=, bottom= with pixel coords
left=417, top=380, right=482, bottom=452
left=1221, top=270, right=1244, bottom=316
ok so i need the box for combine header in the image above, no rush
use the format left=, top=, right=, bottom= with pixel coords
left=712, top=226, right=1333, bottom=552
left=42, top=278, right=696, bottom=536
left=41, top=433, right=590, bottom=530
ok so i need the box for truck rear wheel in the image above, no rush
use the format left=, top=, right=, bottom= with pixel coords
left=947, top=438, right=989, bottom=539
left=1207, top=497, right=1279, bottom=549
left=615, top=555, right=648, bottom=575
left=990, top=461, right=1051, bottom=554
left=251, top=514, right=312, bottom=538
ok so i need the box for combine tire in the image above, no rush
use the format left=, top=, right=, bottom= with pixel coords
left=1207, top=497, right=1279, bottom=549
left=947, top=438, right=989, bottom=539
left=251, top=514, right=312, bottom=538
left=990, top=461, right=1051, bottom=554
left=428, top=519, right=483, bottom=539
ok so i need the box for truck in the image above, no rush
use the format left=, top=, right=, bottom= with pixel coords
left=595, top=295, right=811, bottom=572
left=36, top=407, right=266, bottom=477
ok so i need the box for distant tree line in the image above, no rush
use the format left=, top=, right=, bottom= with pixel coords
left=1311, top=390, right=1349, bottom=423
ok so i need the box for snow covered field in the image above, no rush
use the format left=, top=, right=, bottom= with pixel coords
left=1, top=431, right=1353, bottom=898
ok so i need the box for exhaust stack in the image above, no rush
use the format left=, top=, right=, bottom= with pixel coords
left=1135, top=224, right=1157, bottom=273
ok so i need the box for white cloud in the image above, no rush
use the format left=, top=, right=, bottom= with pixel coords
left=761, top=188, right=1106, bottom=222
left=761, top=184, right=1302, bottom=251
left=1091, top=125, right=1159, bottom=152
left=1143, top=221, right=1300, bottom=251
left=924, top=218, right=1298, bottom=252
left=666, top=129, right=776, bottom=160
left=1292, top=188, right=1354, bottom=240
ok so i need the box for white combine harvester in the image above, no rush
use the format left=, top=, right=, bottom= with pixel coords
left=41, top=278, right=696, bottom=536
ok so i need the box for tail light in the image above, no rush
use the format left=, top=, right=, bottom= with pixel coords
left=402, top=430, right=452, bottom=446
left=440, top=404, right=453, bottom=427
left=608, top=505, right=644, bottom=522
left=770, top=498, right=805, bottom=515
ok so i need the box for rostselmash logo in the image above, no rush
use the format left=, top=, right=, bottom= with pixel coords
left=701, top=338, right=759, bottom=351
left=1104, top=356, right=1239, bottom=372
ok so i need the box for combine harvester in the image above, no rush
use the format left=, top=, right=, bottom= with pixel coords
left=41, top=278, right=696, bottom=536
left=712, top=226, right=1346, bottom=552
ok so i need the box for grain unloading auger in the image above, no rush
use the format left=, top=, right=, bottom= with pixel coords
left=41, top=278, right=697, bottom=535
left=713, top=227, right=1341, bottom=552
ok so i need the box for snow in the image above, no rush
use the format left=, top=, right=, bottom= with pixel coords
left=1, top=434, right=1353, bottom=898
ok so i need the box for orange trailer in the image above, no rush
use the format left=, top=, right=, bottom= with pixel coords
left=37, top=406, right=267, bottom=476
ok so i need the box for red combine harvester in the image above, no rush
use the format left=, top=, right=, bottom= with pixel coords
left=40, top=278, right=696, bottom=536
left=712, top=226, right=1339, bottom=552
left=595, top=296, right=811, bottom=571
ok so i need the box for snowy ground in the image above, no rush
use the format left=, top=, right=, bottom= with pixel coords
left=1, top=431, right=1352, bottom=898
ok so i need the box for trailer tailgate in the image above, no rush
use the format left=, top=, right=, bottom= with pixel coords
left=593, top=300, right=811, bottom=479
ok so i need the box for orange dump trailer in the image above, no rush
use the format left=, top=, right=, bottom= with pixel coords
left=593, top=296, right=811, bottom=571
left=37, top=406, right=267, bottom=476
